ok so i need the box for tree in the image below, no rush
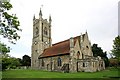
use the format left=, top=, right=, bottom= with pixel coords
left=2, top=57, right=11, bottom=70
left=109, top=58, right=119, bottom=67
left=2, top=56, right=21, bottom=70
left=111, top=36, right=120, bottom=62
left=22, top=55, right=31, bottom=67
left=8, top=57, right=21, bottom=69
left=0, top=1, right=21, bottom=44
left=17, top=58, right=22, bottom=66
left=0, top=0, right=21, bottom=61
left=0, top=1, right=21, bottom=70
left=0, top=42, right=9, bottom=71
left=0, top=42, right=10, bottom=71
left=0, top=42, right=10, bottom=55
left=92, top=44, right=109, bottom=67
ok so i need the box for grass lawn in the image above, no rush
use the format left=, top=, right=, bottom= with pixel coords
left=2, top=67, right=120, bottom=78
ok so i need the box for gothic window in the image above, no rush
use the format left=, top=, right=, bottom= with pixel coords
left=42, top=59, right=44, bottom=67
left=35, top=27, right=39, bottom=35
left=58, top=57, right=62, bottom=66
left=77, top=51, right=80, bottom=59
left=44, top=27, right=48, bottom=35
left=93, top=62, right=94, bottom=67
left=47, top=64, right=49, bottom=70
left=83, top=62, right=85, bottom=67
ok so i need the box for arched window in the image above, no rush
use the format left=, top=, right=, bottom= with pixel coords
left=42, top=59, right=44, bottom=67
left=58, top=57, right=62, bottom=66
left=83, top=62, right=85, bottom=67
left=77, top=51, right=80, bottom=59
left=44, top=27, right=48, bottom=35
left=35, top=27, right=39, bottom=35
left=93, top=62, right=94, bottom=67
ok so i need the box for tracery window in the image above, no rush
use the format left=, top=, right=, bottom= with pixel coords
left=58, top=57, right=62, bottom=66
left=83, top=62, right=85, bottom=67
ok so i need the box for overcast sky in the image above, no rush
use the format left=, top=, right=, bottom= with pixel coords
left=1, top=0, right=119, bottom=58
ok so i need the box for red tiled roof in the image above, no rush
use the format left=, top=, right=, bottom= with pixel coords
left=39, top=39, right=70, bottom=58
left=39, top=35, right=85, bottom=58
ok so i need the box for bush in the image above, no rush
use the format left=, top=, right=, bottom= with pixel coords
left=2, top=57, right=21, bottom=70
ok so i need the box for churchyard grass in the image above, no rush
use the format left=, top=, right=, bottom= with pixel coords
left=2, top=67, right=119, bottom=78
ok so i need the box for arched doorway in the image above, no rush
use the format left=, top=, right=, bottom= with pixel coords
left=77, top=51, right=80, bottom=72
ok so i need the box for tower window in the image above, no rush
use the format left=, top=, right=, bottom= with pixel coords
left=44, top=27, right=48, bottom=35
left=35, top=27, right=39, bottom=35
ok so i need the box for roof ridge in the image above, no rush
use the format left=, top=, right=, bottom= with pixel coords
left=52, top=39, right=69, bottom=46
left=52, top=35, right=81, bottom=46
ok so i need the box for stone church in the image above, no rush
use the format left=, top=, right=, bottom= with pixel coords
left=31, top=9, right=105, bottom=73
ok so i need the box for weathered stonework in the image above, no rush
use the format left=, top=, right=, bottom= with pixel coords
left=31, top=9, right=105, bottom=72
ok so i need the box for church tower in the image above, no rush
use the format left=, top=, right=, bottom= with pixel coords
left=31, top=8, right=52, bottom=69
